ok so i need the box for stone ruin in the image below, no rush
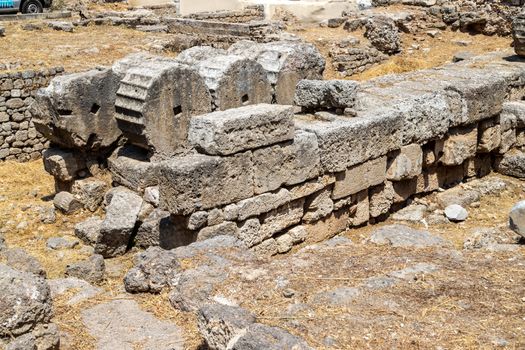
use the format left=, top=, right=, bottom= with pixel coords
left=30, top=39, right=525, bottom=260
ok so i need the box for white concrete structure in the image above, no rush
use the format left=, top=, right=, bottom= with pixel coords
left=179, top=0, right=359, bottom=22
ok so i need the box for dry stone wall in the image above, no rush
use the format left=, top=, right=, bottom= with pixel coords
left=0, top=68, right=63, bottom=162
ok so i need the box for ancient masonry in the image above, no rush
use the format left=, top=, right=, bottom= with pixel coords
left=32, top=42, right=525, bottom=257
left=0, top=68, right=62, bottom=161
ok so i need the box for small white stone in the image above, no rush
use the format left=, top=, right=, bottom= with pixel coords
left=444, top=204, right=468, bottom=222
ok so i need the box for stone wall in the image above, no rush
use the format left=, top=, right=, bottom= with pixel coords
left=35, top=48, right=525, bottom=258
left=0, top=68, right=63, bottom=162
left=184, top=5, right=265, bottom=23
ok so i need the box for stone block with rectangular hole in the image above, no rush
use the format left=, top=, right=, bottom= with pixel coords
left=115, top=59, right=212, bottom=159
left=32, top=68, right=121, bottom=151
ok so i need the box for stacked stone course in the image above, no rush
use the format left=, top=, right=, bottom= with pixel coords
left=0, top=67, right=63, bottom=162
left=34, top=47, right=525, bottom=258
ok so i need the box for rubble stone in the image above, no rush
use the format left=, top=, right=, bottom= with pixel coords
left=294, top=80, right=359, bottom=111
left=53, top=191, right=82, bottom=214
left=509, top=200, right=525, bottom=237
left=65, top=254, right=105, bottom=284
left=95, top=187, right=143, bottom=258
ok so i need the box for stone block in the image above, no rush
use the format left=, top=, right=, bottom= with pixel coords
left=437, top=164, right=466, bottom=188
left=303, top=189, right=334, bottom=223
left=252, top=131, right=321, bottom=194
left=237, top=188, right=292, bottom=221
left=258, top=199, right=305, bottom=243
left=188, top=104, right=294, bottom=156
left=95, top=187, right=143, bottom=258
left=289, top=175, right=335, bottom=200
left=395, top=91, right=462, bottom=145
left=369, top=182, right=394, bottom=218
left=237, top=218, right=262, bottom=248
left=53, top=191, right=82, bottom=214
left=501, top=101, right=525, bottom=128
left=415, top=169, right=440, bottom=194
left=332, top=156, right=386, bottom=200
left=135, top=209, right=174, bottom=248
left=71, top=178, right=107, bottom=212
left=464, top=155, right=492, bottom=178
left=349, top=189, right=369, bottom=226
left=386, top=144, right=423, bottom=181
left=32, top=68, right=121, bottom=151
left=252, top=238, right=278, bottom=256
left=392, top=178, right=418, bottom=203
left=115, top=59, right=212, bottom=158
left=178, top=52, right=273, bottom=111
left=294, top=80, right=359, bottom=111
left=159, top=152, right=254, bottom=215
left=42, top=148, right=86, bottom=182
left=197, top=222, right=239, bottom=241
left=436, top=124, right=477, bottom=166
left=228, top=40, right=325, bottom=105
left=305, top=209, right=349, bottom=243
left=495, top=149, right=525, bottom=179
left=297, top=112, right=402, bottom=173
left=108, top=146, right=163, bottom=192
left=477, top=119, right=501, bottom=153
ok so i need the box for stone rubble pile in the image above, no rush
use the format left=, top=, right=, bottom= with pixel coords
left=31, top=46, right=525, bottom=259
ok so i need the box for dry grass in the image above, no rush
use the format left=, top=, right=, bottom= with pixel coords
left=0, top=160, right=203, bottom=349
left=290, top=24, right=512, bottom=81
left=0, top=20, right=175, bottom=73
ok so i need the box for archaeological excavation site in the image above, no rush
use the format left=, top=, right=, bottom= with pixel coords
left=2, top=0, right=525, bottom=349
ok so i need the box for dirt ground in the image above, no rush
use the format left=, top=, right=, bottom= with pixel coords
left=0, top=160, right=524, bottom=349
left=0, top=14, right=513, bottom=80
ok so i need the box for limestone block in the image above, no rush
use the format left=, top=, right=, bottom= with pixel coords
left=289, top=175, right=336, bottom=200
left=436, top=124, right=477, bottom=166
left=252, top=238, right=278, bottom=256
left=477, top=119, right=501, bottom=153
left=188, top=104, right=294, bottom=156
left=115, top=59, right=212, bottom=158
left=422, top=147, right=436, bottom=168
left=392, top=178, right=417, bottom=203
left=349, top=190, right=369, bottom=226
left=42, top=148, right=86, bottom=182
left=464, top=155, right=492, bottom=178
left=305, top=209, right=349, bottom=243
left=71, top=178, right=107, bottom=212
left=332, top=156, right=387, bottom=200
left=197, top=222, right=238, bottom=241
left=294, top=80, right=359, bottom=111
left=415, top=169, right=439, bottom=194
left=237, top=188, right=292, bottom=221
left=297, top=112, right=402, bottom=173
left=96, top=187, right=143, bottom=258
left=252, top=131, right=321, bottom=194
left=32, top=68, right=121, bottom=150
left=443, top=67, right=507, bottom=123
left=501, top=101, right=525, bottom=128
left=207, top=208, right=224, bottom=226
left=495, top=149, right=525, bottom=179
left=187, top=211, right=208, bottom=231
left=228, top=40, right=325, bottom=105
left=159, top=152, right=254, bottom=215
left=369, top=182, right=394, bottom=218
left=135, top=209, right=174, bottom=248
left=499, top=128, right=517, bottom=154
left=177, top=51, right=273, bottom=111
left=108, top=146, right=163, bottom=192
left=53, top=191, right=82, bottom=214
left=386, top=144, right=423, bottom=181
left=237, top=218, right=262, bottom=248
left=258, top=199, right=305, bottom=243
left=513, top=11, right=525, bottom=57
left=395, top=91, right=462, bottom=145
left=303, top=189, right=334, bottom=223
